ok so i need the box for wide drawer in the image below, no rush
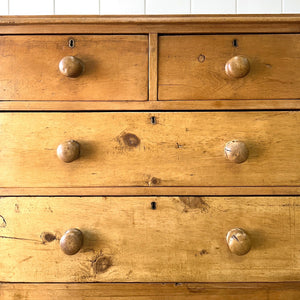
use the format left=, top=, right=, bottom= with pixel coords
left=158, top=34, right=300, bottom=100
left=0, top=35, right=148, bottom=101
left=0, top=196, right=299, bottom=282
left=0, top=112, right=299, bottom=191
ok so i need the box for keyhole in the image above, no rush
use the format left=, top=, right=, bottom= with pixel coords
left=232, top=39, right=238, bottom=47
left=68, top=38, right=75, bottom=48
left=151, top=116, right=156, bottom=124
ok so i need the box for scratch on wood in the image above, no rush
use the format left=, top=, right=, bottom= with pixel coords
left=0, top=236, right=40, bottom=242
left=19, top=256, right=33, bottom=263
left=15, top=204, right=20, bottom=213
left=0, top=215, right=7, bottom=227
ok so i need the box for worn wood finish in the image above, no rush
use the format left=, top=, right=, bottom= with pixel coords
left=0, top=196, right=299, bottom=282
left=0, top=112, right=299, bottom=191
left=0, top=35, right=148, bottom=101
left=159, top=34, right=300, bottom=100
left=0, top=15, right=300, bottom=34
left=1, top=99, right=300, bottom=111
left=1, top=186, right=300, bottom=196
left=1, top=283, right=300, bottom=300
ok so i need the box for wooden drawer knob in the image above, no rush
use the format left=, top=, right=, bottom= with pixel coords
left=224, top=140, right=249, bottom=164
left=57, top=140, right=80, bottom=163
left=226, top=228, right=251, bottom=256
left=225, top=56, right=250, bottom=78
left=59, top=56, right=84, bottom=78
left=60, top=228, right=83, bottom=255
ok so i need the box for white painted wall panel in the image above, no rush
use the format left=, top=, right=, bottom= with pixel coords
left=0, top=0, right=8, bottom=15
left=191, top=0, right=236, bottom=14
left=237, top=0, right=282, bottom=14
left=10, top=0, right=54, bottom=15
left=55, top=0, right=99, bottom=15
left=283, top=0, right=300, bottom=13
left=100, top=0, right=144, bottom=15
left=146, top=0, right=190, bottom=14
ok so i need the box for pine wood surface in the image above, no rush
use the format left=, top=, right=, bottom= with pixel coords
left=159, top=34, right=300, bottom=100
left=0, top=35, right=148, bottom=101
left=0, top=196, right=299, bottom=282
left=0, top=112, right=299, bottom=192
left=0, top=15, right=300, bottom=34
left=1, top=282, right=300, bottom=300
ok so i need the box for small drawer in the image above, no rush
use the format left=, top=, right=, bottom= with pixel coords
left=0, top=35, right=148, bottom=101
left=0, top=111, right=299, bottom=191
left=158, top=34, right=300, bottom=100
left=0, top=196, right=299, bottom=282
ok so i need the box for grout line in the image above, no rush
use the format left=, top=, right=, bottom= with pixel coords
left=7, top=0, right=9, bottom=15
left=53, top=0, right=55, bottom=15
left=190, top=0, right=192, bottom=14
left=99, top=0, right=101, bottom=15
left=144, top=0, right=146, bottom=14
left=281, top=0, right=284, bottom=13
left=235, top=0, right=238, bottom=14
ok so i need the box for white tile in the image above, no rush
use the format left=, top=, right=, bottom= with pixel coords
left=191, top=0, right=236, bottom=14
left=100, top=0, right=144, bottom=15
left=146, top=0, right=190, bottom=14
left=9, top=0, right=54, bottom=15
left=237, top=0, right=282, bottom=14
left=55, top=0, right=99, bottom=15
left=283, top=0, right=300, bottom=13
left=0, top=0, right=8, bottom=15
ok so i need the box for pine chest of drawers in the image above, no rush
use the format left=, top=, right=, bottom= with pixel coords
left=0, top=15, right=300, bottom=299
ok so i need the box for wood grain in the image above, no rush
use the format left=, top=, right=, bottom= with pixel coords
left=0, top=99, right=299, bottom=111
left=0, top=196, right=300, bottom=282
left=159, top=34, right=300, bottom=100
left=0, top=15, right=300, bottom=34
left=0, top=112, right=299, bottom=191
left=0, top=35, right=148, bottom=101
left=148, top=33, right=158, bottom=101
left=1, top=282, right=300, bottom=299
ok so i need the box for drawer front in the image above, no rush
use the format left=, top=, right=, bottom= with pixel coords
left=0, top=35, right=148, bottom=101
left=158, top=34, right=300, bottom=100
left=0, top=196, right=299, bottom=282
left=0, top=112, right=299, bottom=189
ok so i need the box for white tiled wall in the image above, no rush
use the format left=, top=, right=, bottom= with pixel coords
left=1, top=0, right=300, bottom=15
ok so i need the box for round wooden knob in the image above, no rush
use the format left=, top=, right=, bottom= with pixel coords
left=226, top=228, right=251, bottom=256
left=60, top=228, right=83, bottom=255
left=59, top=56, right=84, bottom=78
left=225, top=56, right=250, bottom=78
left=224, top=140, right=249, bottom=164
left=57, top=140, right=80, bottom=163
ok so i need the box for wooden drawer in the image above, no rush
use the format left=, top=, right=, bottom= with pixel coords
left=0, top=196, right=299, bottom=282
left=0, top=35, right=148, bottom=101
left=158, top=34, right=300, bottom=100
left=0, top=112, right=299, bottom=193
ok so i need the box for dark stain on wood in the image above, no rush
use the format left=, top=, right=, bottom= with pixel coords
left=92, top=255, right=112, bottom=274
left=40, top=232, right=57, bottom=243
left=199, top=249, right=208, bottom=256
left=179, top=197, right=210, bottom=213
left=150, top=177, right=160, bottom=185
left=122, top=133, right=140, bottom=147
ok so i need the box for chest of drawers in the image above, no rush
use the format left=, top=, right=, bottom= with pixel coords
left=0, top=15, right=300, bottom=299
